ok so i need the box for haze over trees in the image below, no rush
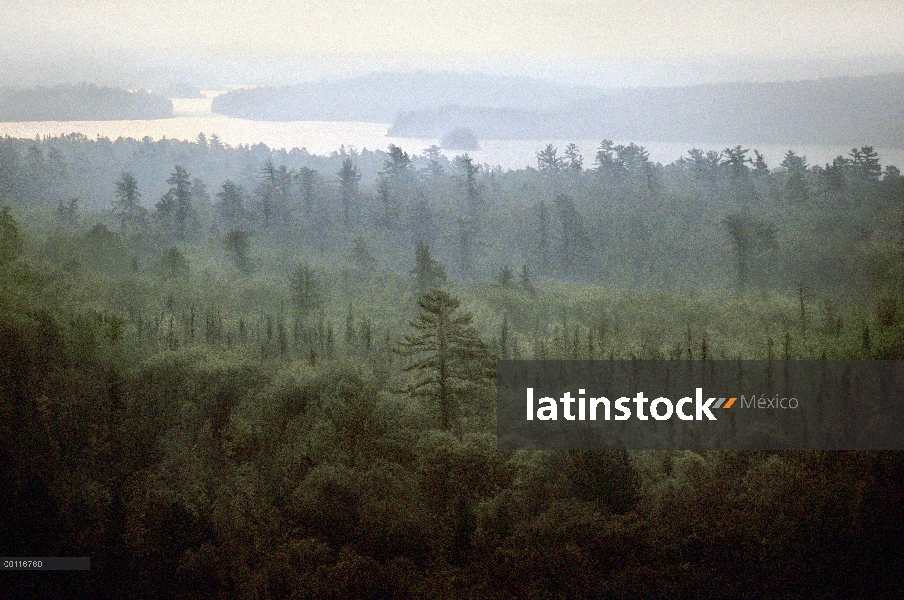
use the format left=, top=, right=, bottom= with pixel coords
left=2, top=128, right=904, bottom=597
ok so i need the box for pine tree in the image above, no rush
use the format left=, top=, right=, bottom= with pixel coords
left=156, top=165, right=193, bottom=240
left=376, top=177, right=396, bottom=230
left=223, top=229, right=251, bottom=274
left=595, top=139, right=624, bottom=179
left=257, top=161, right=291, bottom=230
left=215, top=180, right=246, bottom=231
left=721, top=145, right=751, bottom=180
left=394, top=290, right=495, bottom=431
left=537, top=144, right=563, bottom=175
left=290, top=263, right=323, bottom=320
left=499, top=315, right=509, bottom=359
left=56, top=198, right=79, bottom=225
left=538, top=201, right=550, bottom=274
left=564, top=143, right=583, bottom=172
left=519, top=264, right=534, bottom=294
left=457, top=220, right=477, bottom=279
left=349, top=237, right=377, bottom=278
left=497, top=265, right=513, bottom=287
left=157, top=246, right=189, bottom=279
left=554, top=194, right=590, bottom=276
left=0, top=205, right=23, bottom=266
left=113, top=171, right=145, bottom=231
left=752, top=150, right=769, bottom=176
left=258, top=160, right=278, bottom=229
left=455, top=154, right=481, bottom=219
left=337, top=158, right=361, bottom=229
left=377, top=145, right=413, bottom=231
left=383, top=144, right=412, bottom=181
left=411, top=240, right=446, bottom=299
left=850, top=146, right=882, bottom=181
left=297, top=166, right=319, bottom=217
left=423, top=144, right=446, bottom=179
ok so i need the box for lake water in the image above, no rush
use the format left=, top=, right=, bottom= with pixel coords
left=1, top=97, right=902, bottom=170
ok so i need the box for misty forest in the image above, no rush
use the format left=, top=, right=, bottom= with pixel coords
left=3, top=130, right=904, bottom=598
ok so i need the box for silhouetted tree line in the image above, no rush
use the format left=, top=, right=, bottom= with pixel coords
left=4, top=134, right=902, bottom=294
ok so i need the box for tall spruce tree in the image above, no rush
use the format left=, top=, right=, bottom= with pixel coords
left=337, top=158, right=361, bottom=229
left=411, top=240, right=446, bottom=299
left=156, top=165, right=193, bottom=240
left=215, top=180, right=246, bottom=232
left=0, top=205, right=22, bottom=266
left=113, top=171, right=145, bottom=231
left=394, top=290, right=494, bottom=431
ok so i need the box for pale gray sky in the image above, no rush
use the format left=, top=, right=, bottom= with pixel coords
left=3, top=0, right=904, bottom=87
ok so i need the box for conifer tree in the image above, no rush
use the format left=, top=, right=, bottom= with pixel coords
left=519, top=263, right=534, bottom=294
left=215, top=180, right=246, bottom=231
left=113, top=171, right=145, bottom=231
left=290, top=263, right=322, bottom=319
left=497, top=265, right=513, bottom=287
left=411, top=240, right=446, bottom=299
left=223, top=229, right=251, bottom=274
left=394, top=290, right=495, bottom=431
left=337, top=158, right=361, bottom=229
left=155, top=165, right=193, bottom=240
left=0, top=205, right=22, bottom=266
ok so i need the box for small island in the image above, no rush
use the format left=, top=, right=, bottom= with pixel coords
left=440, top=126, right=480, bottom=151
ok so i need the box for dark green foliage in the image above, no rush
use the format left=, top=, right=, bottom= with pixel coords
left=537, top=144, right=563, bottom=174
left=562, top=450, right=638, bottom=513
left=781, top=150, right=810, bottom=203
left=223, top=228, right=252, bottom=274
left=157, top=246, right=189, bottom=279
left=82, top=222, right=132, bottom=274
left=337, top=158, right=361, bottom=228
left=564, top=142, right=583, bottom=172
left=723, top=212, right=777, bottom=291
left=554, top=193, right=591, bottom=277
left=290, top=263, right=322, bottom=318
left=113, top=171, right=144, bottom=230
left=155, top=165, right=194, bottom=241
left=456, top=153, right=481, bottom=218
left=537, top=200, right=550, bottom=274
left=2, top=133, right=904, bottom=599
left=456, top=219, right=478, bottom=279
left=850, top=146, right=882, bottom=181
left=215, top=179, right=247, bottom=231
left=0, top=205, right=22, bottom=266
left=394, top=290, right=494, bottom=431
left=55, top=197, right=79, bottom=224
left=349, top=237, right=377, bottom=278
left=497, top=264, right=513, bottom=287
left=297, top=165, right=319, bottom=218
left=256, top=160, right=291, bottom=230
left=411, top=240, right=446, bottom=299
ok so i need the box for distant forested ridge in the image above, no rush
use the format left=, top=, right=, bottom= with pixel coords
left=214, top=70, right=904, bottom=147
left=210, top=71, right=598, bottom=122
left=0, top=84, right=173, bottom=121
left=390, top=73, right=904, bottom=146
